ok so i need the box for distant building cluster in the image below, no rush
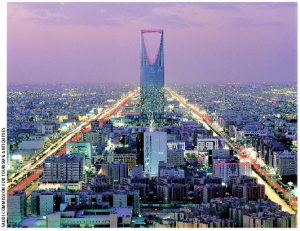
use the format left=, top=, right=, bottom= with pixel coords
left=154, top=198, right=295, bottom=228
left=7, top=31, right=297, bottom=228
left=8, top=90, right=297, bottom=227
left=175, top=83, right=297, bottom=184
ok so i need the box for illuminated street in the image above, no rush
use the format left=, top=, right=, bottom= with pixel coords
left=5, top=3, right=297, bottom=228
left=166, top=86, right=297, bottom=215
left=8, top=88, right=138, bottom=196
left=252, top=171, right=295, bottom=214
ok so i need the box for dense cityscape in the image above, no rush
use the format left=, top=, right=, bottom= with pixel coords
left=6, top=27, right=297, bottom=228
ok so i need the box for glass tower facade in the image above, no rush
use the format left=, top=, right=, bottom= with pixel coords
left=140, top=29, right=164, bottom=119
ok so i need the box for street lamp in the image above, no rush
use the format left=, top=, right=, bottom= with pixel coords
left=287, top=182, right=293, bottom=191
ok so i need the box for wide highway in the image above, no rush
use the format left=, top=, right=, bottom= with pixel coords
left=165, top=86, right=296, bottom=215
left=8, top=88, right=138, bottom=195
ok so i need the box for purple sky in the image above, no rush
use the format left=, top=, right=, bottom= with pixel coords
left=8, top=2, right=297, bottom=85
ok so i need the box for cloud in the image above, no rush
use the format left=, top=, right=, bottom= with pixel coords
left=10, top=2, right=295, bottom=30
left=8, top=3, right=237, bottom=28
left=17, top=3, right=138, bottom=26
left=197, top=3, right=241, bottom=12
left=232, top=17, right=283, bottom=28
left=253, top=2, right=297, bottom=10
left=8, top=2, right=297, bottom=84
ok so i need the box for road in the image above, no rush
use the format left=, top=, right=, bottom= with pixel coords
left=8, top=135, right=78, bottom=195
left=165, top=86, right=297, bottom=215
left=8, top=88, right=138, bottom=196
left=252, top=171, right=295, bottom=214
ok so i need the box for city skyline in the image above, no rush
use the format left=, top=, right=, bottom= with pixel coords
left=6, top=3, right=298, bottom=226
left=8, top=2, right=297, bottom=85
left=140, top=29, right=165, bottom=117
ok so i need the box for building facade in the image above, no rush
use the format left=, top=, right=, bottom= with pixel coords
left=197, top=136, right=220, bottom=151
left=99, top=162, right=128, bottom=182
left=213, top=160, right=251, bottom=183
left=140, top=29, right=164, bottom=118
left=66, top=142, right=92, bottom=167
left=143, top=131, right=167, bottom=176
left=8, top=191, right=26, bottom=227
left=42, top=155, right=84, bottom=183
left=112, top=153, right=137, bottom=172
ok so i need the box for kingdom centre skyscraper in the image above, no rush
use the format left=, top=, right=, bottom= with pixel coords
left=140, top=29, right=164, bottom=121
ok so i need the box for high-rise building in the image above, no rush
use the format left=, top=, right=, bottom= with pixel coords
left=273, top=150, right=297, bottom=176
left=213, top=159, right=251, bottom=184
left=46, top=207, right=132, bottom=228
left=112, top=153, right=137, bottom=171
left=197, top=135, right=220, bottom=151
left=158, top=161, right=184, bottom=178
left=91, top=120, right=100, bottom=130
left=242, top=211, right=295, bottom=228
left=80, top=130, right=108, bottom=146
left=167, top=141, right=186, bottom=150
left=39, top=192, right=55, bottom=216
left=140, top=29, right=164, bottom=118
left=132, top=165, right=144, bottom=178
left=99, top=161, right=128, bottom=182
left=31, top=190, right=68, bottom=216
left=208, top=149, right=233, bottom=168
left=42, top=155, right=84, bottom=183
left=232, top=183, right=265, bottom=201
left=31, top=190, right=54, bottom=216
left=144, top=131, right=167, bottom=176
left=203, top=184, right=226, bottom=203
left=228, top=175, right=257, bottom=190
left=157, top=183, right=188, bottom=203
left=136, top=132, right=144, bottom=168
left=194, top=184, right=226, bottom=203
left=8, top=191, right=26, bottom=227
left=41, top=122, right=59, bottom=135
left=66, top=142, right=92, bottom=167
left=102, top=120, right=114, bottom=133
left=167, top=149, right=185, bottom=166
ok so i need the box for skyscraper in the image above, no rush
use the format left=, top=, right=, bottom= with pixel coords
left=144, top=131, right=167, bottom=176
left=7, top=191, right=26, bottom=227
left=136, top=132, right=144, bottom=168
left=140, top=29, right=164, bottom=119
left=42, top=155, right=84, bottom=183
left=66, top=142, right=92, bottom=167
